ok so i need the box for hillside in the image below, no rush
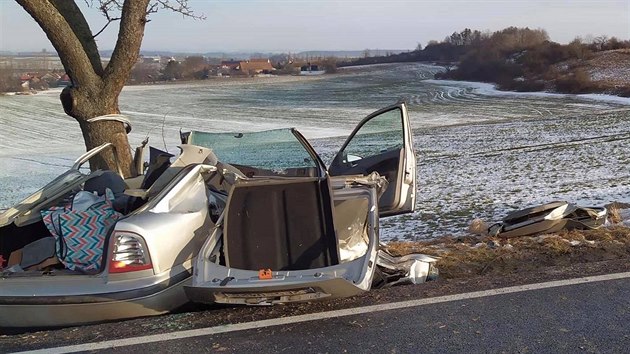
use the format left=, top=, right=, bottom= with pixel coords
left=581, top=49, right=630, bottom=89
left=549, top=49, right=630, bottom=96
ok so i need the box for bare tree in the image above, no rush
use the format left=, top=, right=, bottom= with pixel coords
left=181, top=56, right=207, bottom=79
left=15, top=0, right=203, bottom=176
left=320, top=57, right=337, bottom=73
left=161, top=59, right=183, bottom=80
left=130, top=62, right=160, bottom=84
left=0, top=69, right=20, bottom=92
left=592, top=35, right=609, bottom=51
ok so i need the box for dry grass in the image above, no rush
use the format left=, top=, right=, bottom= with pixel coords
left=387, top=226, right=630, bottom=279
left=606, top=202, right=626, bottom=224
left=468, top=218, right=489, bottom=236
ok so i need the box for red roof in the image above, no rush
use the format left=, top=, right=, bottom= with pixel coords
left=239, top=60, right=274, bottom=73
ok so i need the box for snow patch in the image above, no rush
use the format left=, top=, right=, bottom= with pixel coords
left=424, top=79, right=630, bottom=105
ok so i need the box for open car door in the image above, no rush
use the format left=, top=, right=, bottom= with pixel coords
left=329, top=102, right=416, bottom=216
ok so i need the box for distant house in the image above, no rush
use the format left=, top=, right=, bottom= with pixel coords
left=58, top=74, right=71, bottom=87
left=239, top=59, right=274, bottom=75
left=41, top=72, right=61, bottom=85
left=299, top=62, right=326, bottom=75
left=220, top=60, right=240, bottom=70
left=300, top=64, right=319, bottom=72
left=18, top=74, right=31, bottom=92
left=40, top=72, right=58, bottom=80
left=20, top=81, right=30, bottom=92
left=141, top=55, right=161, bottom=64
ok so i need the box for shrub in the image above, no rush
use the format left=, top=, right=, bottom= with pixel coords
left=555, top=68, right=596, bottom=94
left=614, top=86, right=630, bottom=97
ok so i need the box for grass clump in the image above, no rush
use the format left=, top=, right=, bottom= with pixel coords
left=387, top=226, right=630, bottom=279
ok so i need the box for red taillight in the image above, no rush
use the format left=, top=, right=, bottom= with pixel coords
left=108, top=232, right=153, bottom=273
left=109, top=261, right=153, bottom=273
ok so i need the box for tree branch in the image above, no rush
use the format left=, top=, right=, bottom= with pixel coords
left=92, top=17, right=120, bottom=38
left=49, top=0, right=104, bottom=76
left=15, top=0, right=102, bottom=88
left=151, top=0, right=206, bottom=19
left=92, top=0, right=122, bottom=38
left=96, top=0, right=123, bottom=18
left=102, top=0, right=151, bottom=93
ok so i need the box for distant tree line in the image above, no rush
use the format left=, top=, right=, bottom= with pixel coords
left=129, top=56, right=211, bottom=83
left=1, top=53, right=340, bottom=93
left=436, top=28, right=630, bottom=95
left=128, top=55, right=338, bottom=84
left=341, top=27, right=630, bottom=96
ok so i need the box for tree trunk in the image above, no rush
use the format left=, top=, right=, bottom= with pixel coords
left=16, top=0, right=152, bottom=178
left=60, top=85, right=133, bottom=177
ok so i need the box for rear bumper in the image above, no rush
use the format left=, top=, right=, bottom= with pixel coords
left=185, top=277, right=365, bottom=305
left=0, top=276, right=191, bottom=328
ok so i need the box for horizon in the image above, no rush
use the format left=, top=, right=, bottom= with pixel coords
left=0, top=49, right=410, bottom=56
left=1, top=0, right=628, bottom=53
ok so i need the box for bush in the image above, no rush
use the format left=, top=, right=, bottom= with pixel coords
left=613, top=86, right=630, bottom=97
left=440, top=47, right=523, bottom=83
left=320, top=58, right=337, bottom=73
left=554, top=68, right=597, bottom=94
left=0, top=70, right=21, bottom=92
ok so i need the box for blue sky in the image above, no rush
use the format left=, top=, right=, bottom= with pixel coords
left=1, top=0, right=629, bottom=52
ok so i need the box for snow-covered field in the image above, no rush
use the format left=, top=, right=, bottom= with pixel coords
left=1, top=63, right=629, bottom=241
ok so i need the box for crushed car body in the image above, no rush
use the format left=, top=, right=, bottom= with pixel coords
left=0, top=102, right=437, bottom=326
left=182, top=102, right=436, bottom=305
left=0, top=143, right=219, bottom=327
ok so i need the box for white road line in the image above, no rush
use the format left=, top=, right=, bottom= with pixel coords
left=16, top=271, right=630, bottom=354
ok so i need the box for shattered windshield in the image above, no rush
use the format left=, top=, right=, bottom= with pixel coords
left=188, top=129, right=319, bottom=172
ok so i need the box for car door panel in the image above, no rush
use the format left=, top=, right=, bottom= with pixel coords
left=329, top=103, right=416, bottom=216
left=332, top=148, right=404, bottom=210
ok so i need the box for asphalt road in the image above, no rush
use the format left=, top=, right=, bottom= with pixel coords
left=74, top=276, right=630, bottom=353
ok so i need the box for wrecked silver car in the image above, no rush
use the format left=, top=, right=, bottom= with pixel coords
left=183, top=102, right=437, bottom=305
left=0, top=102, right=436, bottom=327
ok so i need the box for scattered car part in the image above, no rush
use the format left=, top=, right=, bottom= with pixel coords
left=488, top=201, right=608, bottom=238
left=373, top=247, right=439, bottom=288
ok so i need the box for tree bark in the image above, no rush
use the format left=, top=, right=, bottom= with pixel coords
left=16, top=0, right=151, bottom=177
left=60, top=85, right=133, bottom=176
left=103, top=0, right=151, bottom=94
left=49, top=0, right=104, bottom=76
